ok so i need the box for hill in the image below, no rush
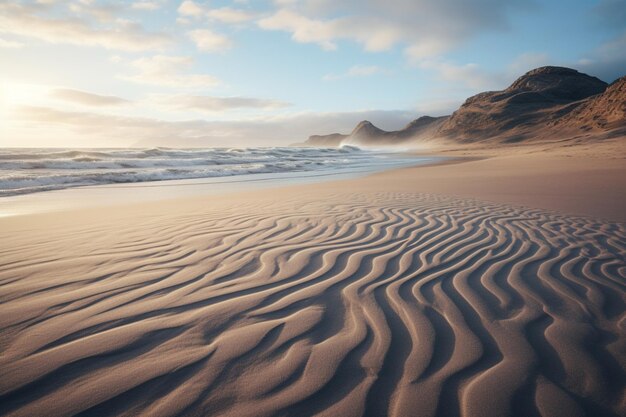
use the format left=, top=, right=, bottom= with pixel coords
left=304, top=66, right=624, bottom=147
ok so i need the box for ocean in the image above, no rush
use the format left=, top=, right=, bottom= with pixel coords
left=0, top=146, right=426, bottom=197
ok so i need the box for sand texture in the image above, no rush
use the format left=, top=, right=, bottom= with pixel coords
left=1, top=167, right=625, bottom=417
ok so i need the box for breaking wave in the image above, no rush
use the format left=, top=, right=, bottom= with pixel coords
left=0, top=146, right=417, bottom=196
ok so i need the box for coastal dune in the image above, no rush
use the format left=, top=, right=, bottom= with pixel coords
left=1, top=178, right=625, bottom=416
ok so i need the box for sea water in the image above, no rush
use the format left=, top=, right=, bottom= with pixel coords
left=0, top=146, right=428, bottom=197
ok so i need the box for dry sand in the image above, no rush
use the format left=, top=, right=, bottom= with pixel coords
left=0, top=147, right=625, bottom=417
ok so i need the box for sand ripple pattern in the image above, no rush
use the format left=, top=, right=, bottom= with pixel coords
left=0, top=193, right=625, bottom=417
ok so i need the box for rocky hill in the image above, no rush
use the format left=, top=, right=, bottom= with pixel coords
left=437, top=66, right=608, bottom=142
left=306, top=116, right=446, bottom=146
left=549, top=75, right=626, bottom=135
left=304, top=66, right=625, bottom=147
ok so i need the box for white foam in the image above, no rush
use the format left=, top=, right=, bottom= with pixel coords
left=0, top=146, right=417, bottom=196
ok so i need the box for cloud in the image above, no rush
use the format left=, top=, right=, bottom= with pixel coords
left=258, top=9, right=405, bottom=52
left=414, top=52, right=552, bottom=92
left=346, top=65, right=385, bottom=77
left=188, top=29, right=233, bottom=52
left=413, top=98, right=464, bottom=116
left=51, top=88, right=131, bottom=107
left=68, top=2, right=121, bottom=22
left=416, top=60, right=499, bottom=90
left=120, top=55, right=221, bottom=89
left=177, top=1, right=255, bottom=23
left=131, top=1, right=162, bottom=11
left=0, top=3, right=171, bottom=51
left=11, top=105, right=187, bottom=147
left=0, top=37, right=23, bottom=48
left=427, top=58, right=553, bottom=91
left=177, top=0, right=205, bottom=18
left=323, top=65, right=388, bottom=81
left=11, top=105, right=417, bottom=147
left=156, top=94, right=291, bottom=112
left=258, top=0, right=534, bottom=57
left=207, top=7, right=256, bottom=24
left=258, top=10, right=342, bottom=51
left=577, top=31, right=626, bottom=82
left=506, top=52, right=551, bottom=76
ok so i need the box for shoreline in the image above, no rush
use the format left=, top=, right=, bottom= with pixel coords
left=0, top=154, right=448, bottom=218
left=1, top=150, right=625, bottom=222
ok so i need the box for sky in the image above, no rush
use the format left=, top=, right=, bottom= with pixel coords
left=0, top=0, right=624, bottom=148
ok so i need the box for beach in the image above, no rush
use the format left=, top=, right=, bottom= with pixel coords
left=3, top=1, right=625, bottom=415
left=0, top=147, right=625, bottom=417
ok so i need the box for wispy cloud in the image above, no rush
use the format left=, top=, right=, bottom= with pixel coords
left=177, top=1, right=256, bottom=23
left=323, top=65, right=389, bottom=81
left=67, top=2, right=121, bottom=23
left=188, top=29, right=233, bottom=52
left=507, top=52, right=551, bottom=76
left=51, top=88, right=131, bottom=107
left=258, top=10, right=343, bottom=51
left=412, top=51, right=553, bottom=92
left=578, top=31, right=626, bottom=82
left=416, top=60, right=498, bottom=90
left=12, top=105, right=416, bottom=147
left=155, top=94, right=291, bottom=113
left=120, top=55, right=221, bottom=89
left=258, top=0, right=535, bottom=58
left=131, top=2, right=162, bottom=12
left=177, top=0, right=206, bottom=18
left=0, top=37, right=23, bottom=49
left=207, top=7, right=256, bottom=24
left=0, top=3, right=171, bottom=51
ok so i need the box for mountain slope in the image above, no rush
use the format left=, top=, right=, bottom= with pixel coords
left=304, top=66, right=624, bottom=147
left=305, top=116, right=447, bottom=146
left=550, top=75, right=626, bottom=134
left=437, top=66, right=608, bottom=142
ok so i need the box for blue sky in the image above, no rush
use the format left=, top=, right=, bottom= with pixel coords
left=0, top=0, right=624, bottom=147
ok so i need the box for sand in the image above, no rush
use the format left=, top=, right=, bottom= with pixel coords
left=0, top=147, right=625, bottom=417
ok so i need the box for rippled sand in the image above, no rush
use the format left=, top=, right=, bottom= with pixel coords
left=1, top=184, right=624, bottom=417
